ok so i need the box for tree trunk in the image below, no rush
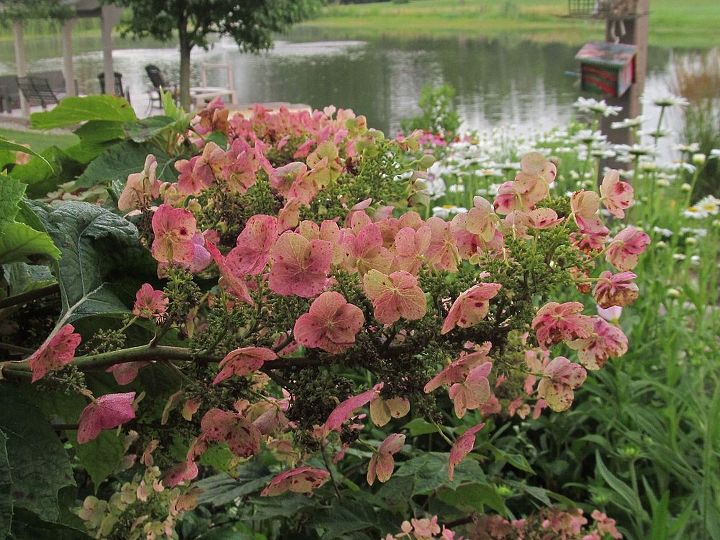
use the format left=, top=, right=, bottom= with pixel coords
left=178, top=22, right=192, bottom=111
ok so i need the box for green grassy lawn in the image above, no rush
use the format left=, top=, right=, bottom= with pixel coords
left=298, top=0, right=720, bottom=49
left=0, top=127, right=78, bottom=152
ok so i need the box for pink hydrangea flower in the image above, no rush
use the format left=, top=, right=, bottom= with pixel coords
left=493, top=169, right=549, bottom=215
left=537, top=357, right=587, bottom=412
left=605, top=226, right=650, bottom=271
left=222, top=141, right=262, bottom=194
left=260, top=466, right=330, bottom=496
left=324, top=383, right=383, bottom=433
left=344, top=221, right=393, bottom=274
left=465, top=196, right=500, bottom=242
left=28, top=324, right=82, bottom=383
left=227, top=215, right=278, bottom=275
left=77, top=392, right=136, bottom=444
left=367, top=433, right=405, bottom=485
left=591, top=510, right=622, bottom=539
left=527, top=207, right=563, bottom=229
left=132, top=283, right=168, bottom=321
left=269, top=162, right=308, bottom=196
left=441, top=282, right=502, bottom=334
left=369, top=396, right=410, bottom=427
left=568, top=316, right=628, bottom=370
left=593, top=271, right=639, bottom=308
left=175, top=155, right=215, bottom=195
left=600, top=169, right=634, bottom=219
left=393, top=225, right=432, bottom=274
left=531, top=301, right=593, bottom=348
left=571, top=190, right=601, bottom=221
left=268, top=232, right=332, bottom=298
left=106, top=361, right=148, bottom=385
left=448, top=361, right=493, bottom=418
left=448, top=422, right=485, bottom=481
left=206, top=241, right=254, bottom=304
left=187, top=233, right=212, bottom=273
left=363, top=269, right=427, bottom=325
left=200, top=408, right=261, bottom=458
left=597, top=305, right=622, bottom=323
left=293, top=291, right=365, bottom=353
left=118, top=155, right=160, bottom=212
left=424, top=342, right=493, bottom=393
left=521, top=151, right=557, bottom=182
left=163, top=461, right=199, bottom=487
left=213, top=347, right=278, bottom=384
left=151, top=205, right=197, bottom=265
left=425, top=217, right=460, bottom=272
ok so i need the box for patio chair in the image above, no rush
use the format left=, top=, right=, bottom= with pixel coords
left=145, top=64, right=178, bottom=112
left=98, top=72, right=131, bottom=104
left=16, top=76, right=59, bottom=110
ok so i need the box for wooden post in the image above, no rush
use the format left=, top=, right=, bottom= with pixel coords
left=62, top=19, right=76, bottom=97
left=601, top=0, right=650, bottom=153
left=12, top=20, right=29, bottom=117
left=100, top=5, right=117, bottom=96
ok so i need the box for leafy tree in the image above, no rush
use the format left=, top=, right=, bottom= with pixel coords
left=110, top=0, right=322, bottom=108
left=0, top=0, right=72, bottom=23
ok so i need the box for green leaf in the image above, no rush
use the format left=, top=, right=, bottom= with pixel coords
left=195, top=523, right=266, bottom=540
left=70, top=431, right=125, bottom=491
left=314, top=499, right=377, bottom=539
left=75, top=141, right=177, bottom=189
left=0, top=430, right=13, bottom=540
left=205, top=131, right=228, bottom=148
left=124, top=116, right=175, bottom=143
left=0, top=176, right=26, bottom=222
left=437, top=483, right=509, bottom=515
left=10, top=509, right=90, bottom=540
left=0, top=137, right=50, bottom=169
left=489, top=445, right=535, bottom=474
left=394, top=452, right=485, bottom=495
left=2, top=263, right=55, bottom=297
left=402, top=417, right=437, bottom=436
left=595, top=451, right=649, bottom=521
left=0, top=386, right=75, bottom=522
left=73, top=121, right=126, bottom=146
left=0, top=222, right=61, bottom=264
left=196, top=464, right=273, bottom=506
left=28, top=201, right=138, bottom=323
left=10, top=147, right=84, bottom=198
left=243, top=494, right=320, bottom=520
left=31, top=96, right=136, bottom=130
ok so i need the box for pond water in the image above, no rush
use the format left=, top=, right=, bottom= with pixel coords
left=0, top=32, right=682, bottom=142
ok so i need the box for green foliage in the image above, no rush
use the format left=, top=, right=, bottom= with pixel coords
left=71, top=432, right=126, bottom=491
left=30, top=96, right=137, bottom=130
left=401, top=84, right=461, bottom=138
left=75, top=140, right=177, bottom=189
left=0, top=175, right=60, bottom=265
left=0, top=385, right=75, bottom=524
left=29, top=201, right=138, bottom=323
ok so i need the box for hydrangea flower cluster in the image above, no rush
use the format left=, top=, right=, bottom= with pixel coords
left=17, top=100, right=646, bottom=537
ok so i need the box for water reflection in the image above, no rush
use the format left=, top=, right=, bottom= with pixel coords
left=1, top=33, right=675, bottom=141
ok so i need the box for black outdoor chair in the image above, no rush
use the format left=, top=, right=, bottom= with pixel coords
left=145, top=64, right=178, bottom=111
left=16, top=76, right=60, bottom=110
left=98, top=71, right=130, bottom=104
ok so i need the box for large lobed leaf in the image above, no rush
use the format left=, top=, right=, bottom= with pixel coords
left=0, top=386, right=75, bottom=524
left=29, top=201, right=139, bottom=322
left=30, top=96, right=136, bottom=130
left=75, top=141, right=178, bottom=189
left=0, top=176, right=60, bottom=265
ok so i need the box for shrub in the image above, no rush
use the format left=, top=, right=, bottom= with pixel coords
left=0, top=97, right=647, bottom=539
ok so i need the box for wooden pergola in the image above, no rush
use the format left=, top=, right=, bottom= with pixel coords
left=10, top=0, right=122, bottom=116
